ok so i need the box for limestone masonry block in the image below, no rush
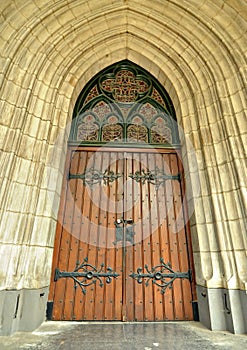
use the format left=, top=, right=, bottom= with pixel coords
left=0, top=0, right=246, bottom=335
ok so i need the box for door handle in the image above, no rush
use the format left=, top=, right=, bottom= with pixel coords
left=113, top=220, right=123, bottom=245
left=113, top=219, right=135, bottom=245
left=114, top=219, right=133, bottom=225
left=125, top=221, right=135, bottom=244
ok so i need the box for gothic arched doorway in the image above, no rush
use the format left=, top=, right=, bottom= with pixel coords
left=48, top=61, right=196, bottom=321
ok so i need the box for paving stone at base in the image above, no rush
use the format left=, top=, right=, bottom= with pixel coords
left=0, top=322, right=247, bottom=350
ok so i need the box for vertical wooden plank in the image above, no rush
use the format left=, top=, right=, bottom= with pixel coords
left=124, top=153, right=134, bottom=321
left=92, top=151, right=109, bottom=320
left=167, top=153, right=184, bottom=320
left=140, top=152, right=154, bottom=321
left=63, top=150, right=88, bottom=320
left=112, top=152, right=124, bottom=320
left=75, top=151, right=96, bottom=320
left=150, top=151, right=165, bottom=321
left=132, top=153, right=144, bottom=321
left=104, top=151, right=122, bottom=321
left=121, top=153, right=127, bottom=321
left=82, top=151, right=100, bottom=320
left=72, top=150, right=90, bottom=320
left=160, top=152, right=175, bottom=320
left=102, top=151, right=115, bottom=321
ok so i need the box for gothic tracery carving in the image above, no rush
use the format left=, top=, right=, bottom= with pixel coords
left=72, top=61, right=177, bottom=145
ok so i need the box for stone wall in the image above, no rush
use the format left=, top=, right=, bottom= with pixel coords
left=0, top=0, right=246, bottom=335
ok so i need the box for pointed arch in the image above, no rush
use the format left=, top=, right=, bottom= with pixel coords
left=70, top=60, right=179, bottom=146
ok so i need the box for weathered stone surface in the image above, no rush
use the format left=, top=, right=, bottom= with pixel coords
left=0, top=0, right=246, bottom=335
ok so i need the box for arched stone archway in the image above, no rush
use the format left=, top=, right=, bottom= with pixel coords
left=0, top=0, right=246, bottom=335
left=48, top=60, right=197, bottom=322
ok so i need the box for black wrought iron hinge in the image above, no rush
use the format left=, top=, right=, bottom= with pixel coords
left=68, top=168, right=121, bottom=187
left=130, top=258, right=191, bottom=294
left=129, top=166, right=180, bottom=189
left=54, top=258, right=119, bottom=294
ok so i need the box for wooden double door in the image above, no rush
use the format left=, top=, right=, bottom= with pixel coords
left=49, top=147, right=194, bottom=321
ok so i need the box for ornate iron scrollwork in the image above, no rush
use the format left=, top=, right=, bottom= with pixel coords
left=54, top=258, right=119, bottom=294
left=129, top=258, right=191, bottom=294
left=113, top=219, right=135, bottom=245
left=69, top=168, right=121, bottom=188
left=129, top=167, right=180, bottom=189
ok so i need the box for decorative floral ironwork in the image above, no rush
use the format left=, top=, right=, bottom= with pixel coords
left=83, top=85, right=99, bottom=106
left=101, top=69, right=150, bottom=103
left=77, top=115, right=99, bottom=141
left=129, top=258, right=191, bottom=294
left=139, top=103, right=157, bottom=121
left=69, top=168, right=121, bottom=188
left=71, top=60, right=178, bottom=145
left=92, top=101, right=111, bottom=118
left=102, top=123, right=123, bottom=142
left=151, top=117, right=172, bottom=143
left=151, top=88, right=167, bottom=108
left=127, top=124, right=148, bottom=143
left=129, top=167, right=180, bottom=189
left=54, top=258, right=119, bottom=295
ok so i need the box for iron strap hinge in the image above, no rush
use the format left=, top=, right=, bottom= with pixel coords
left=68, top=168, right=121, bottom=188
left=129, top=258, right=192, bottom=294
left=54, top=258, right=119, bottom=294
left=129, top=167, right=181, bottom=189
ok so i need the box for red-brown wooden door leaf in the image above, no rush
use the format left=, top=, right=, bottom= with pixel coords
left=49, top=148, right=193, bottom=321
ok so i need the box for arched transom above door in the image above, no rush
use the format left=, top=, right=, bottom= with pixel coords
left=69, top=60, right=179, bottom=146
